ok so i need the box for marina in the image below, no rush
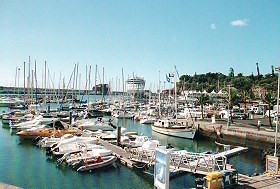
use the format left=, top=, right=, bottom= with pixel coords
left=1, top=1, right=280, bottom=188
left=0, top=95, right=278, bottom=188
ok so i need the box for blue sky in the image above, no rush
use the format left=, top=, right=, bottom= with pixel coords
left=1, top=0, right=279, bottom=92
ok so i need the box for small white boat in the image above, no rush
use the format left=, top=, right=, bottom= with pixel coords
left=122, top=135, right=150, bottom=148
left=112, top=110, right=134, bottom=119
left=76, top=155, right=117, bottom=172
left=50, top=136, right=99, bottom=156
left=38, top=134, right=74, bottom=148
left=73, top=117, right=115, bottom=131
left=0, top=97, right=15, bottom=107
left=52, top=142, right=101, bottom=156
left=139, top=116, right=157, bottom=124
left=10, top=115, right=58, bottom=130
left=62, top=148, right=113, bottom=166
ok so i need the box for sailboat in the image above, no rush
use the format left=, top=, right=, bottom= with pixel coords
left=151, top=71, right=196, bottom=139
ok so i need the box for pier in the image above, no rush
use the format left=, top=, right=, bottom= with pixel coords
left=99, top=139, right=280, bottom=188
left=98, top=139, right=247, bottom=175
left=238, top=174, right=280, bottom=188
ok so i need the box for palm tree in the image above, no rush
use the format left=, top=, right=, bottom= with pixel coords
left=263, top=92, right=275, bottom=129
left=240, top=90, right=250, bottom=111
left=197, top=94, right=208, bottom=120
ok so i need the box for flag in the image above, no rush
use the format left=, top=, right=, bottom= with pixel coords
left=166, top=74, right=170, bottom=82
left=169, top=73, right=174, bottom=77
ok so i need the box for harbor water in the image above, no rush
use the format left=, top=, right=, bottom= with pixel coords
left=0, top=96, right=267, bottom=189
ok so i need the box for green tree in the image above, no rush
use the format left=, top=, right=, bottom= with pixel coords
left=240, top=90, right=250, bottom=110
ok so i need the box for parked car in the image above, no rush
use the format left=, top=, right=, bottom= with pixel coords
left=232, top=112, right=247, bottom=120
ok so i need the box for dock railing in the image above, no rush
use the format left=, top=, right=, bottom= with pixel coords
left=170, top=151, right=226, bottom=173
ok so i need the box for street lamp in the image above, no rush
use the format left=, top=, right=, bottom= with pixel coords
left=227, top=85, right=231, bottom=129
left=274, top=66, right=280, bottom=157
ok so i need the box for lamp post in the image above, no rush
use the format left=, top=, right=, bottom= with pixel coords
left=227, top=85, right=231, bottom=129
left=274, top=66, right=280, bottom=157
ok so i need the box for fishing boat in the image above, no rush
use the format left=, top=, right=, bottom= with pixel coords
left=76, top=155, right=117, bottom=172
left=151, top=119, right=196, bottom=139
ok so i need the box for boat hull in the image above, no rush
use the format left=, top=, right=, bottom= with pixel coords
left=77, top=156, right=117, bottom=172
left=151, top=125, right=196, bottom=139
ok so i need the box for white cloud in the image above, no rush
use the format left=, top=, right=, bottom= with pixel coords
left=210, top=23, right=216, bottom=30
left=230, top=19, right=249, bottom=26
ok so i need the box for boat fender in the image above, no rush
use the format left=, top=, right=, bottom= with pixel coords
left=84, top=161, right=88, bottom=167
left=96, top=156, right=102, bottom=163
left=78, top=126, right=84, bottom=131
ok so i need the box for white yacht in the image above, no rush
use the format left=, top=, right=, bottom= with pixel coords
left=126, top=76, right=145, bottom=95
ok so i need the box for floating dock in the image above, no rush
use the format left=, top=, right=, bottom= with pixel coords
left=99, top=139, right=280, bottom=188
left=98, top=139, right=248, bottom=176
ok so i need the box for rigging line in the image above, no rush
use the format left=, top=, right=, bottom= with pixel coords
left=174, top=65, right=195, bottom=127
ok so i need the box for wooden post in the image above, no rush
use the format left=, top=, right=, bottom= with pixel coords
left=117, top=126, right=121, bottom=146
left=69, top=111, right=72, bottom=125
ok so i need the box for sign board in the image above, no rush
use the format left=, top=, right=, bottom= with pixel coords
left=266, top=155, right=279, bottom=174
left=154, top=148, right=170, bottom=189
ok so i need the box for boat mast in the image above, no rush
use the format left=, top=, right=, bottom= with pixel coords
left=102, top=67, right=105, bottom=103
left=75, top=62, right=79, bottom=100
left=72, top=64, right=76, bottom=104
left=174, top=71, right=177, bottom=121
left=23, top=62, right=26, bottom=105
left=94, top=64, right=97, bottom=96
left=58, top=71, right=61, bottom=105
left=28, top=56, right=31, bottom=105
left=14, top=66, right=17, bottom=95
left=87, top=65, right=91, bottom=109
left=158, top=71, right=161, bottom=118
left=44, top=61, right=47, bottom=106
left=34, top=61, right=38, bottom=105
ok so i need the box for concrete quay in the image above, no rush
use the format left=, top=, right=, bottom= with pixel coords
left=195, top=118, right=280, bottom=146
